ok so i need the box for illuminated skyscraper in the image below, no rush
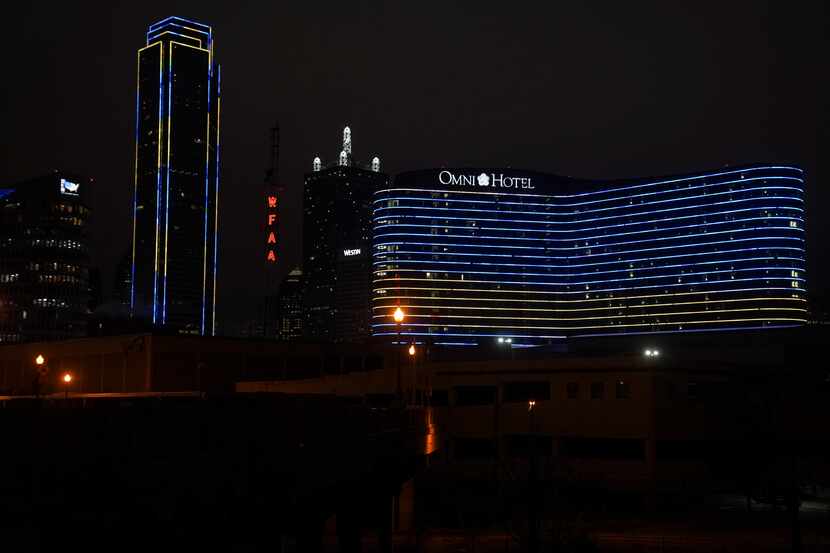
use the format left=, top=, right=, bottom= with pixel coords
left=303, top=127, right=386, bottom=342
left=131, top=17, right=220, bottom=335
left=374, top=165, right=807, bottom=345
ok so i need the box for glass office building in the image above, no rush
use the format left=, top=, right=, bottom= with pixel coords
left=0, top=173, right=92, bottom=343
left=131, top=17, right=220, bottom=335
left=372, top=165, right=807, bottom=346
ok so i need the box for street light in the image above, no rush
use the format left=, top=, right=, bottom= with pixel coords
left=393, top=307, right=405, bottom=324
left=62, top=373, right=73, bottom=400
left=393, top=307, right=406, bottom=401
left=33, top=354, right=47, bottom=398
left=408, top=344, right=416, bottom=356
left=644, top=348, right=661, bottom=358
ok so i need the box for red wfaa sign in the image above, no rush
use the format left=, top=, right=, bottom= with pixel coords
left=266, top=195, right=277, bottom=263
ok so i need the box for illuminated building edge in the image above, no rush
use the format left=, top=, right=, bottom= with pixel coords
left=372, top=165, right=807, bottom=346
left=131, top=17, right=219, bottom=335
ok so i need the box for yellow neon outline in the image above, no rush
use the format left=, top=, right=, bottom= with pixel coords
left=372, top=297, right=806, bottom=313
left=370, top=307, right=806, bottom=323
left=147, top=30, right=202, bottom=48
left=375, top=317, right=806, bottom=332
left=144, top=41, right=163, bottom=318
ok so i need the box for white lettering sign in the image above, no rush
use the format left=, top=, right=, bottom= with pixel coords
left=343, top=248, right=361, bottom=257
left=438, top=171, right=534, bottom=190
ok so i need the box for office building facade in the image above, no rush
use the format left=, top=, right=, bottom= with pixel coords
left=277, top=267, right=303, bottom=341
left=131, top=16, right=220, bottom=335
left=0, top=173, right=92, bottom=343
left=303, top=127, right=388, bottom=342
left=373, top=165, right=807, bottom=345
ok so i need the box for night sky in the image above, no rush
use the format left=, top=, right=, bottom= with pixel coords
left=1, top=2, right=826, bottom=329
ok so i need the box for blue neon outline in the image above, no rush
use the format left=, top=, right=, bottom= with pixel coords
left=161, top=41, right=173, bottom=325
left=379, top=165, right=803, bottom=201
left=212, top=64, right=221, bottom=336
left=201, top=50, right=212, bottom=335
left=130, top=46, right=141, bottom=315
left=373, top=182, right=804, bottom=221
left=149, top=16, right=212, bottom=32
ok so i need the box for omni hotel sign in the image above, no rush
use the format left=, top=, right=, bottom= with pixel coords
left=438, top=170, right=535, bottom=190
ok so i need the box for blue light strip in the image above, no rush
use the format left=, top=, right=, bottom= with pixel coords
left=374, top=183, right=803, bottom=221
left=201, top=48, right=212, bottom=336
left=149, top=16, right=212, bottom=32
left=374, top=165, right=803, bottom=202
left=161, top=42, right=173, bottom=324
left=212, top=64, right=221, bottom=336
left=152, top=42, right=164, bottom=325
left=130, top=46, right=142, bottom=314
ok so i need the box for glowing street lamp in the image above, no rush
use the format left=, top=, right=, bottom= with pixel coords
left=408, top=344, right=416, bottom=356
left=35, top=354, right=45, bottom=366
left=62, top=372, right=73, bottom=400
left=393, top=307, right=405, bottom=324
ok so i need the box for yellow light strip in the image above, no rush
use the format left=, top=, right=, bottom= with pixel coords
left=376, top=318, right=806, bottom=331
left=147, top=31, right=202, bottom=48
left=371, top=307, right=806, bottom=322
left=151, top=42, right=163, bottom=319
left=372, top=297, right=806, bottom=313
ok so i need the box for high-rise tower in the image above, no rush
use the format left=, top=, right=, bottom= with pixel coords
left=303, top=126, right=387, bottom=342
left=131, top=17, right=220, bottom=335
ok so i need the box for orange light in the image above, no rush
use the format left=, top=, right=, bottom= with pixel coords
left=267, top=196, right=277, bottom=208
left=63, top=373, right=73, bottom=384
left=408, top=344, right=416, bottom=356
left=267, top=250, right=276, bottom=262
left=35, top=354, right=45, bottom=366
left=393, top=307, right=405, bottom=323
left=267, top=232, right=276, bottom=244
left=268, top=214, right=276, bottom=225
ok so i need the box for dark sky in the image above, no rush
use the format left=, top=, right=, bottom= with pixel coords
left=1, top=1, right=826, bottom=328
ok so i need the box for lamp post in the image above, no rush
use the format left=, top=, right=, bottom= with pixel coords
left=393, top=307, right=405, bottom=401
left=408, top=343, right=417, bottom=405
left=34, top=354, right=47, bottom=398
left=62, top=373, right=73, bottom=401
left=528, top=398, right=538, bottom=553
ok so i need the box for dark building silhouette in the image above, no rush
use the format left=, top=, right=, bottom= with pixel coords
left=277, top=267, right=303, bottom=341
left=303, top=127, right=387, bottom=342
left=130, top=16, right=220, bottom=335
left=374, top=165, right=807, bottom=345
left=114, top=249, right=132, bottom=310
left=0, top=172, right=92, bottom=343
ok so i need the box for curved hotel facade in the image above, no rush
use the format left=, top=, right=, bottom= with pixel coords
left=372, top=165, right=807, bottom=346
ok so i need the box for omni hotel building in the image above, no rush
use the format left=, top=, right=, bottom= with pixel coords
left=372, top=165, right=807, bottom=346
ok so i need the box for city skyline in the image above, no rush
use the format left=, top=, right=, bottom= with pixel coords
left=0, top=2, right=824, bottom=331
